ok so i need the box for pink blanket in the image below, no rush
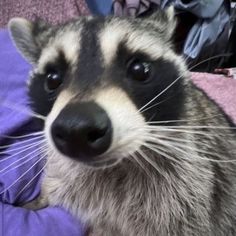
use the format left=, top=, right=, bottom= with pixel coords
left=192, top=73, right=236, bottom=124
left=0, top=0, right=89, bottom=28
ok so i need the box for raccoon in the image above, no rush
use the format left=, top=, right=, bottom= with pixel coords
left=8, top=7, right=236, bottom=236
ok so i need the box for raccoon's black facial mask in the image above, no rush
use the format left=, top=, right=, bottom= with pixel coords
left=8, top=7, right=188, bottom=167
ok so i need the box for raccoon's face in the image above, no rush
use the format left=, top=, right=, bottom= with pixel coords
left=9, top=8, right=187, bottom=167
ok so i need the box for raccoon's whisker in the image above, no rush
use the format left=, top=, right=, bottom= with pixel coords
left=147, top=134, right=236, bottom=159
left=138, top=74, right=183, bottom=113
left=140, top=96, right=173, bottom=114
left=0, top=148, right=47, bottom=176
left=146, top=134, right=236, bottom=157
left=144, top=114, right=223, bottom=125
left=0, top=135, right=44, bottom=151
left=136, top=145, right=182, bottom=181
left=141, top=141, right=183, bottom=165
left=0, top=154, right=46, bottom=195
left=130, top=152, right=155, bottom=180
left=0, top=140, right=46, bottom=162
left=151, top=125, right=236, bottom=130
left=146, top=133, right=218, bottom=148
left=0, top=131, right=44, bottom=139
left=142, top=126, right=233, bottom=137
left=184, top=53, right=232, bottom=71
left=0, top=142, right=44, bottom=163
left=104, top=136, right=140, bottom=156
left=88, top=157, right=122, bottom=169
left=147, top=139, right=236, bottom=163
left=0, top=141, right=43, bottom=156
left=146, top=136, right=221, bottom=159
left=109, top=159, right=124, bottom=168
left=15, top=161, right=48, bottom=200
left=0, top=143, right=47, bottom=174
left=143, top=126, right=211, bottom=136
left=145, top=141, right=201, bottom=163
left=0, top=100, right=46, bottom=121
left=0, top=145, right=47, bottom=176
left=138, top=53, right=232, bottom=113
left=135, top=148, right=165, bottom=177
left=144, top=126, right=236, bottom=138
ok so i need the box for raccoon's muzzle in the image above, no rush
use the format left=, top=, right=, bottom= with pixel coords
left=51, top=102, right=112, bottom=162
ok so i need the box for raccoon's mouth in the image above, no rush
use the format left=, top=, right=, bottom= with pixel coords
left=47, top=140, right=122, bottom=168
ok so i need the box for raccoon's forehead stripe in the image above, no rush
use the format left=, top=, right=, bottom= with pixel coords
left=38, top=30, right=81, bottom=72
left=99, top=22, right=165, bottom=65
left=73, top=19, right=104, bottom=86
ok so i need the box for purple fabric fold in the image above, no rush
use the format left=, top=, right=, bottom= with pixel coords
left=2, top=203, right=85, bottom=236
left=0, top=30, right=31, bottom=139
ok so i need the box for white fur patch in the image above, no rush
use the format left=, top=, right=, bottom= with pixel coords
left=99, top=22, right=127, bottom=65
left=126, top=32, right=164, bottom=59
left=100, top=21, right=168, bottom=65
left=55, top=31, right=80, bottom=64
left=38, top=47, right=59, bottom=72
left=95, top=87, right=147, bottom=159
left=38, top=30, right=80, bottom=72
left=45, top=90, right=75, bottom=152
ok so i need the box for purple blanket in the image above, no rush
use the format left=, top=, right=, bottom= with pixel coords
left=0, top=30, right=85, bottom=236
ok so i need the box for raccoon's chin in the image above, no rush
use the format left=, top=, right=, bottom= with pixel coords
left=83, top=157, right=122, bottom=168
left=65, top=153, right=122, bottom=169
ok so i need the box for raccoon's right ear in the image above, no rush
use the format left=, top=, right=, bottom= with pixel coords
left=8, top=18, right=49, bottom=64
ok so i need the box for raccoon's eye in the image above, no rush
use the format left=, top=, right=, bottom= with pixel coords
left=127, top=59, right=152, bottom=81
left=45, top=69, right=63, bottom=92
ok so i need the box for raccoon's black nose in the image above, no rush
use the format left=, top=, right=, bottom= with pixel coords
left=51, top=102, right=112, bottom=161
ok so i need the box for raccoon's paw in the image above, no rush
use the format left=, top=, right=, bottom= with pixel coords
left=23, top=194, right=49, bottom=210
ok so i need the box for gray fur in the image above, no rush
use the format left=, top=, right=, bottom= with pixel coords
left=41, top=87, right=236, bottom=236
left=9, top=7, right=236, bottom=236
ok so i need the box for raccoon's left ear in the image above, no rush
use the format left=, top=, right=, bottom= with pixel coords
left=144, top=6, right=176, bottom=40
left=8, top=18, right=50, bottom=64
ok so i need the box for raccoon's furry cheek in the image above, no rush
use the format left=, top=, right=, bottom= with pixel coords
left=44, top=90, right=74, bottom=155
